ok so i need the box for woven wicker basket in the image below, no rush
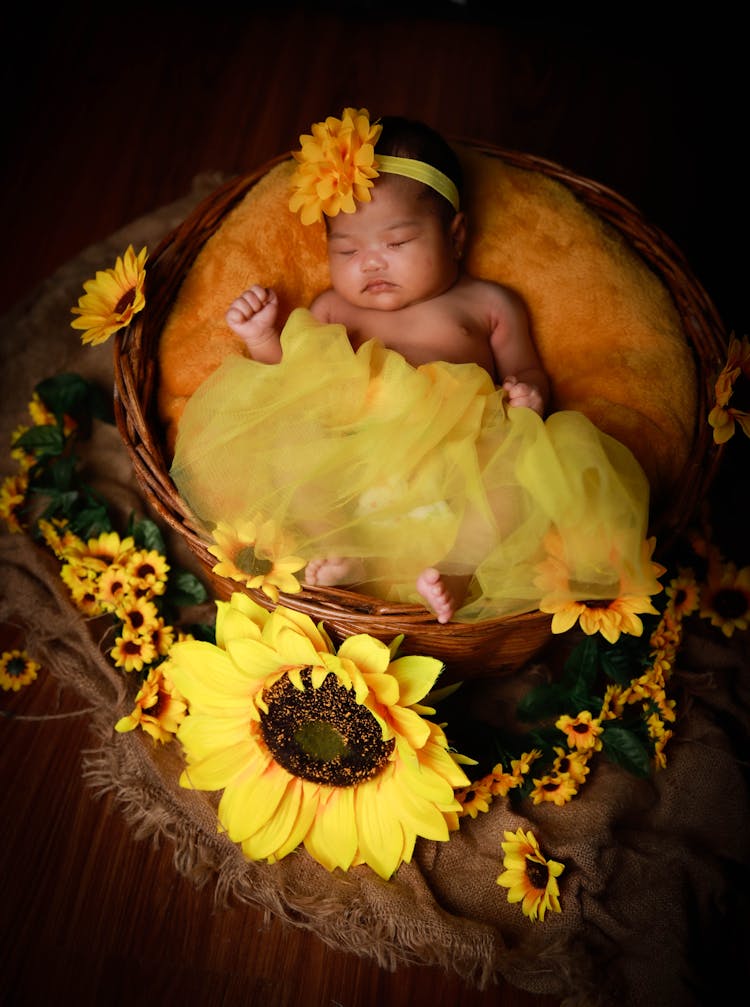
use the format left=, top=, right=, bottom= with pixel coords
left=113, top=143, right=727, bottom=678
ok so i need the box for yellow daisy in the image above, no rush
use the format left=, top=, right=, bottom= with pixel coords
left=123, top=548, right=169, bottom=596
left=0, top=649, right=41, bottom=692
left=699, top=557, right=750, bottom=637
left=536, top=531, right=663, bottom=644
left=0, top=473, right=28, bottom=533
left=168, top=592, right=470, bottom=879
left=70, top=244, right=148, bottom=346
left=455, top=780, right=493, bottom=818
left=665, top=569, right=701, bottom=619
left=497, top=828, right=564, bottom=922
left=708, top=334, right=750, bottom=444
left=208, top=517, right=305, bottom=602
left=530, top=773, right=579, bottom=806
left=60, top=562, right=108, bottom=616
left=61, top=530, right=136, bottom=573
left=551, top=746, right=591, bottom=786
left=115, top=663, right=187, bottom=743
left=556, top=711, right=603, bottom=752
left=110, top=631, right=158, bottom=673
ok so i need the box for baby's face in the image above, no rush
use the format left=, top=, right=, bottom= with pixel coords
left=326, top=176, right=462, bottom=311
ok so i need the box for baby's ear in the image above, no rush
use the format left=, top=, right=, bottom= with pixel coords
left=450, top=211, right=467, bottom=258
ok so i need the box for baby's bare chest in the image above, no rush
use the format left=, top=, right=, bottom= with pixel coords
left=346, top=304, right=495, bottom=371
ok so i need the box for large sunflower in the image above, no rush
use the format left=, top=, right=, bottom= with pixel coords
left=167, top=592, right=469, bottom=879
left=70, top=244, right=148, bottom=346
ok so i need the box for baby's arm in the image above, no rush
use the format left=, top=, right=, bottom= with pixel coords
left=489, top=287, right=549, bottom=416
left=226, top=285, right=283, bottom=363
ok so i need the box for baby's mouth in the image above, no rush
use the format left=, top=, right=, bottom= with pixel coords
left=363, top=279, right=395, bottom=293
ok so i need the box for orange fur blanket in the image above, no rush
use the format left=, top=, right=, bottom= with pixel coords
left=158, top=146, right=696, bottom=506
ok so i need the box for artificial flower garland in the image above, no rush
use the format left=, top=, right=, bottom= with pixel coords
left=2, top=243, right=748, bottom=921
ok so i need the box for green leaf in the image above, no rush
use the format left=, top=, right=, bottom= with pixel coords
left=132, top=517, right=167, bottom=554
left=35, top=373, right=90, bottom=416
left=601, top=723, right=651, bottom=777
left=15, top=424, right=65, bottom=457
left=68, top=504, right=113, bottom=539
left=517, top=680, right=572, bottom=722
left=561, top=634, right=599, bottom=691
left=166, top=569, right=209, bottom=607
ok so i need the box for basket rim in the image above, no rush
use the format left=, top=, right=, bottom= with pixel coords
left=113, top=139, right=728, bottom=648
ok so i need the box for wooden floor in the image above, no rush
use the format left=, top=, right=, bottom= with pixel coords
left=1, top=6, right=745, bottom=1006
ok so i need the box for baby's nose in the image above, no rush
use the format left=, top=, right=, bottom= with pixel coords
left=361, top=247, right=386, bottom=271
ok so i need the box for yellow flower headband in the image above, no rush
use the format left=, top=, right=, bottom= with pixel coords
left=289, top=107, right=460, bottom=225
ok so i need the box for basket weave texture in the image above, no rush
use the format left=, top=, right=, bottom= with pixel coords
left=113, top=143, right=726, bottom=678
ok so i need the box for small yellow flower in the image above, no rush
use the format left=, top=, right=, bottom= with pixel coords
left=510, top=748, right=543, bottom=780
left=0, top=649, right=41, bottom=691
left=699, top=557, right=750, bottom=637
left=37, top=518, right=76, bottom=558
left=551, top=746, right=591, bottom=786
left=708, top=334, right=750, bottom=444
left=530, top=773, right=579, bottom=806
left=70, top=244, right=148, bottom=346
left=115, top=662, right=187, bottom=743
left=537, top=532, right=663, bottom=643
left=665, top=569, right=701, bottom=619
left=61, top=530, right=136, bottom=573
left=556, top=711, right=603, bottom=752
left=60, top=562, right=108, bottom=616
left=455, top=780, right=493, bottom=818
left=0, top=473, right=28, bottom=533
left=487, top=764, right=523, bottom=797
left=97, top=565, right=131, bottom=610
left=209, top=517, right=305, bottom=602
left=110, top=631, right=158, bottom=673
left=497, top=828, right=564, bottom=922
left=114, top=596, right=160, bottom=637
left=124, top=548, right=169, bottom=596
left=289, top=107, right=383, bottom=224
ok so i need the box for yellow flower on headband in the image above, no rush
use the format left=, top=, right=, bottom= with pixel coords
left=289, top=107, right=382, bottom=225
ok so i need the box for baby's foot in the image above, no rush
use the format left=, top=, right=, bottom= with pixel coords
left=416, top=567, right=461, bottom=624
left=304, top=556, right=366, bottom=587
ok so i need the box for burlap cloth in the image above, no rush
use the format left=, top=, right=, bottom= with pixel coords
left=2, top=176, right=749, bottom=1007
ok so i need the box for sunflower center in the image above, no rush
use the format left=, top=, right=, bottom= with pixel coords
left=236, top=546, right=273, bottom=577
left=114, top=287, right=136, bottom=316
left=6, top=656, right=26, bottom=678
left=525, top=858, right=549, bottom=890
left=712, top=587, right=748, bottom=620
left=260, top=668, right=395, bottom=786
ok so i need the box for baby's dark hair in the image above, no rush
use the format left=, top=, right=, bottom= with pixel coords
left=376, top=115, right=463, bottom=223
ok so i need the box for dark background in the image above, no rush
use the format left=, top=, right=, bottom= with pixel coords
left=1, top=6, right=747, bottom=1006
left=2, top=4, right=745, bottom=338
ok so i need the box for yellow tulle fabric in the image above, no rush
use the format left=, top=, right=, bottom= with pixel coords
left=171, top=309, right=655, bottom=621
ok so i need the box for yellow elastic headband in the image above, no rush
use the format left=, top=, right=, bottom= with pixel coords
left=375, top=154, right=460, bottom=212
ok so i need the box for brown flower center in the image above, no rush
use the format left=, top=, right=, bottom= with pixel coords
left=236, top=546, right=273, bottom=577
left=525, top=858, right=549, bottom=890
left=712, top=587, right=749, bottom=621
left=260, top=668, right=394, bottom=786
left=114, top=287, right=136, bottom=316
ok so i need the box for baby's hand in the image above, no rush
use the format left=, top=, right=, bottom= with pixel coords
left=503, top=376, right=544, bottom=415
left=226, top=285, right=279, bottom=349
